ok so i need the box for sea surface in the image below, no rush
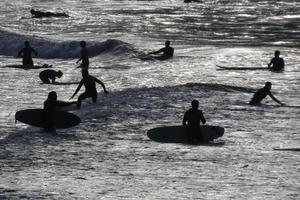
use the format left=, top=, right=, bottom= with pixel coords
left=0, top=0, right=299, bottom=199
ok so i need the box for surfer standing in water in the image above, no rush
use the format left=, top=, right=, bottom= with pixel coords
left=18, top=41, right=38, bottom=66
left=149, top=40, right=174, bottom=60
left=43, top=91, right=76, bottom=129
left=183, top=100, right=206, bottom=143
left=76, top=41, right=89, bottom=72
left=70, top=70, right=109, bottom=108
left=268, top=50, right=284, bottom=71
left=249, top=82, right=285, bottom=106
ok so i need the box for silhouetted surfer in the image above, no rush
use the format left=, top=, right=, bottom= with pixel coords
left=70, top=70, right=109, bottom=108
left=268, top=50, right=284, bottom=71
left=184, top=0, right=200, bottom=3
left=76, top=41, right=89, bottom=71
left=43, top=91, right=76, bottom=129
left=249, top=82, right=285, bottom=106
left=149, top=40, right=174, bottom=60
left=18, top=41, right=37, bottom=66
left=30, top=9, right=69, bottom=18
left=183, top=100, right=206, bottom=143
left=39, top=69, right=63, bottom=84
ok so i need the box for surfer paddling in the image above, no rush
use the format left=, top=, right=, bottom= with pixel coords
left=249, top=82, right=285, bottom=106
left=18, top=41, right=38, bottom=66
left=183, top=100, right=206, bottom=143
left=268, top=50, right=284, bottom=71
left=70, top=70, right=109, bottom=108
left=148, top=40, right=174, bottom=60
left=30, top=9, right=69, bottom=18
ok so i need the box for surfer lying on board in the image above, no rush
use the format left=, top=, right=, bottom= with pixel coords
left=183, top=100, right=206, bottom=143
left=18, top=41, right=38, bottom=66
left=249, top=82, right=285, bottom=106
left=39, top=69, right=62, bottom=84
left=268, top=50, right=284, bottom=71
left=76, top=41, right=89, bottom=71
left=30, top=9, right=69, bottom=18
left=148, top=40, right=174, bottom=60
left=70, top=70, right=109, bottom=108
left=43, top=91, right=76, bottom=129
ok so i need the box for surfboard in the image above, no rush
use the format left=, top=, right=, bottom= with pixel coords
left=2, top=64, right=52, bottom=70
left=216, top=65, right=268, bottom=71
left=147, top=125, right=224, bottom=143
left=15, top=109, right=81, bottom=129
left=40, top=82, right=80, bottom=85
left=273, top=148, right=300, bottom=151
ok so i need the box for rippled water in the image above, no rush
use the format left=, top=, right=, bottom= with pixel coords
left=0, top=0, right=299, bottom=199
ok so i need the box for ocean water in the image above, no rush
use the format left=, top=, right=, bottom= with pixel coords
left=0, top=0, right=299, bottom=199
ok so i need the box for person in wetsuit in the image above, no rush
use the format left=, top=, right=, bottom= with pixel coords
left=39, top=69, right=63, bottom=84
left=183, top=100, right=206, bottom=143
left=149, top=40, right=174, bottom=60
left=70, top=70, right=109, bottom=108
left=30, top=9, right=69, bottom=18
left=76, top=41, right=89, bottom=71
left=249, top=82, right=285, bottom=106
left=268, top=50, right=284, bottom=71
left=18, top=41, right=38, bottom=66
left=43, top=91, right=76, bottom=129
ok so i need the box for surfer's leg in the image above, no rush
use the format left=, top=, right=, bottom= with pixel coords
left=77, top=92, right=90, bottom=108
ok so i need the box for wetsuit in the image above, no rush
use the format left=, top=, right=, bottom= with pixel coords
left=39, top=69, right=58, bottom=83
left=269, top=57, right=284, bottom=71
left=183, top=108, right=206, bottom=143
left=18, top=46, right=37, bottom=66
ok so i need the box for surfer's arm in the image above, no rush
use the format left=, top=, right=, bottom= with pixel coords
left=200, top=112, right=206, bottom=125
left=268, top=58, right=273, bottom=68
left=149, top=48, right=164, bottom=55
left=32, top=48, right=38, bottom=56
left=70, top=81, right=83, bottom=99
left=95, top=78, right=109, bottom=94
left=182, top=113, right=187, bottom=126
left=18, top=49, right=23, bottom=57
left=269, top=93, right=284, bottom=105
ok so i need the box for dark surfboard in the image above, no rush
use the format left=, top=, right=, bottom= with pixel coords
left=273, top=148, right=300, bottom=151
left=2, top=64, right=52, bottom=70
left=15, top=109, right=81, bottom=129
left=147, top=125, right=224, bottom=143
left=216, top=65, right=268, bottom=71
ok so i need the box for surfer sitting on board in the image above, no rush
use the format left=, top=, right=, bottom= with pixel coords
left=70, top=70, right=109, bottom=108
left=183, top=100, right=206, bottom=143
left=18, top=41, right=38, bottom=66
left=249, top=82, right=285, bottom=106
left=30, top=9, right=69, bottom=18
left=268, top=50, right=284, bottom=71
left=43, top=91, right=76, bottom=129
left=148, top=40, right=174, bottom=60
left=39, top=69, right=62, bottom=84
left=76, top=41, right=89, bottom=71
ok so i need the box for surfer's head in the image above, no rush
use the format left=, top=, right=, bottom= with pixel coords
left=57, top=70, right=63, bottom=78
left=48, top=91, right=57, bottom=101
left=80, top=40, right=86, bottom=48
left=24, top=41, right=30, bottom=47
left=165, top=40, right=170, bottom=47
left=274, top=50, right=280, bottom=57
left=265, top=81, right=272, bottom=90
left=191, top=100, right=199, bottom=109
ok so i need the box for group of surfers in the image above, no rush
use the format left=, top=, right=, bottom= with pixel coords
left=17, top=8, right=286, bottom=141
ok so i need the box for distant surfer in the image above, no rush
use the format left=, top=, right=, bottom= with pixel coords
left=268, top=50, right=284, bottom=71
left=18, top=41, right=38, bottom=66
left=249, top=82, right=285, bottom=106
left=43, top=91, right=76, bottom=129
left=184, top=0, right=200, bottom=3
left=39, top=69, right=63, bottom=84
left=148, top=40, right=174, bottom=60
left=70, top=70, right=109, bottom=108
left=30, top=9, right=69, bottom=18
left=183, top=100, right=206, bottom=143
left=76, top=41, right=89, bottom=71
